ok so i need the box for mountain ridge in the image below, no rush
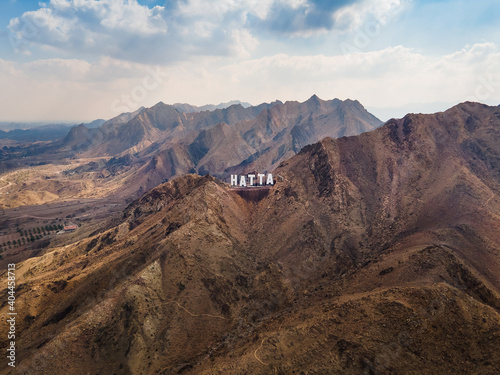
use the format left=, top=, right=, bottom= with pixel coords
left=0, top=96, right=382, bottom=205
left=1, top=101, right=499, bottom=374
left=173, top=100, right=253, bottom=113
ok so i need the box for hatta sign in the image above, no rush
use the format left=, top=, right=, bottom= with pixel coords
left=230, top=173, right=274, bottom=187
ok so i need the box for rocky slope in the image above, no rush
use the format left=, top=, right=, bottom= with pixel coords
left=0, top=96, right=382, bottom=204
left=1, top=102, right=499, bottom=374
left=133, top=95, right=381, bottom=193
left=197, top=95, right=381, bottom=176
left=60, top=100, right=281, bottom=157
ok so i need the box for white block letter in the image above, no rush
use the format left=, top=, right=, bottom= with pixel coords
left=248, top=174, right=255, bottom=186
left=231, top=175, right=238, bottom=187
left=240, top=176, right=247, bottom=187
left=258, top=174, right=265, bottom=185
left=267, top=174, right=274, bottom=185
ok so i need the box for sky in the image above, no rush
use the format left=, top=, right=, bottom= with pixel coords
left=0, top=0, right=499, bottom=122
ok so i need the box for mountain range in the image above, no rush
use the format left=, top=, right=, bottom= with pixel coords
left=0, top=101, right=252, bottom=142
left=173, top=100, right=252, bottom=113
left=95, top=97, right=376, bottom=177
left=0, top=96, right=382, bottom=201
left=0, top=120, right=106, bottom=142
left=1, top=102, right=499, bottom=374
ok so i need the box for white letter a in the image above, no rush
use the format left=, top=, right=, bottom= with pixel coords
left=267, top=174, right=274, bottom=185
left=240, top=176, right=247, bottom=187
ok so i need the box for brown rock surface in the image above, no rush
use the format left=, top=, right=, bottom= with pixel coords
left=1, top=102, right=500, bottom=374
left=0, top=96, right=381, bottom=207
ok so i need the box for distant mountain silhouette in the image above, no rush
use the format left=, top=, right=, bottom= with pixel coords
left=173, top=100, right=252, bottom=113
left=0, top=120, right=105, bottom=142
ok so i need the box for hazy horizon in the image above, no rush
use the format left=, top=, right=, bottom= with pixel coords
left=0, top=97, right=480, bottom=127
left=0, top=97, right=484, bottom=127
left=1, top=0, right=499, bottom=122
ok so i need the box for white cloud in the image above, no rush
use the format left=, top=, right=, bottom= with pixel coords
left=7, top=0, right=411, bottom=63
left=334, top=0, right=404, bottom=30
left=175, top=0, right=305, bottom=21
left=24, top=58, right=91, bottom=80
left=7, top=0, right=266, bottom=63
left=0, top=43, right=498, bottom=122
left=8, top=0, right=169, bottom=62
left=0, top=56, right=164, bottom=121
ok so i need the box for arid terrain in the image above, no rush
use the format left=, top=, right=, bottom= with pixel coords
left=0, top=97, right=380, bottom=267
left=0, top=96, right=381, bottom=208
left=0, top=102, right=499, bottom=374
